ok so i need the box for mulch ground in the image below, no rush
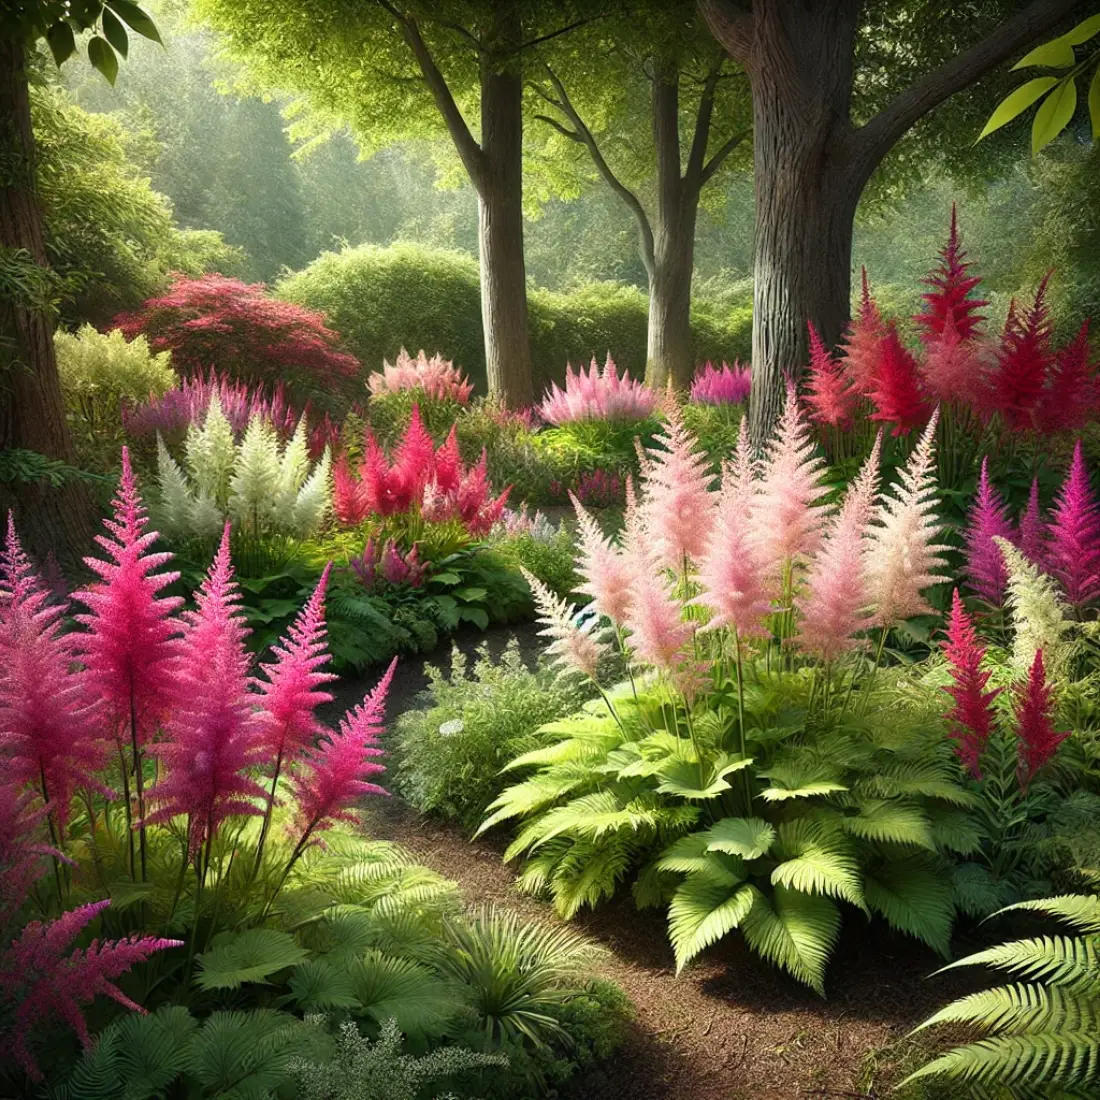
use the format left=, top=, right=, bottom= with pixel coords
left=335, top=626, right=973, bottom=1100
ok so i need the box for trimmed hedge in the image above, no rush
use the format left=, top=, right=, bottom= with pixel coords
left=276, top=243, right=752, bottom=395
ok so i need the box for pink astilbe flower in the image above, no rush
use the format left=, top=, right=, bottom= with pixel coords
left=1037, top=322, right=1095, bottom=434
left=572, top=496, right=633, bottom=625
left=74, top=448, right=183, bottom=743
left=0, top=515, right=106, bottom=829
left=432, top=425, right=462, bottom=494
left=919, top=313, right=991, bottom=407
left=392, top=404, right=436, bottom=499
left=539, top=354, right=658, bottom=425
left=866, top=322, right=931, bottom=436
left=333, top=454, right=371, bottom=525
left=795, top=434, right=882, bottom=661
left=805, top=322, right=858, bottom=428
left=1015, top=648, right=1068, bottom=790
left=144, top=526, right=266, bottom=858
left=368, top=348, right=474, bottom=405
left=988, top=279, right=1055, bottom=431
left=522, top=568, right=607, bottom=681
left=864, top=409, right=950, bottom=626
left=963, top=457, right=1015, bottom=606
left=450, top=450, right=511, bottom=536
left=840, top=268, right=886, bottom=393
left=749, top=384, right=828, bottom=575
left=941, top=590, right=1001, bottom=779
left=288, top=658, right=394, bottom=850
left=914, top=205, right=988, bottom=344
left=640, top=408, right=715, bottom=569
left=1045, top=440, right=1100, bottom=609
left=0, top=898, right=181, bottom=1080
left=689, top=360, right=752, bottom=406
left=0, top=784, right=66, bottom=923
left=1018, top=478, right=1048, bottom=567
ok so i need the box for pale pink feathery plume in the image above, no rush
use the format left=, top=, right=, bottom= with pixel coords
left=941, top=589, right=1001, bottom=779
left=840, top=267, right=886, bottom=393
left=571, top=494, right=633, bottom=625
left=368, top=348, right=473, bottom=404
left=1015, top=648, right=1068, bottom=790
left=521, top=567, right=607, bottom=681
left=640, top=407, right=716, bottom=569
left=1017, top=478, right=1048, bottom=567
left=795, top=433, right=883, bottom=661
left=864, top=409, right=950, bottom=627
left=749, top=383, right=828, bottom=576
left=0, top=898, right=181, bottom=1080
left=963, top=456, right=1015, bottom=606
left=144, top=525, right=267, bottom=859
left=1046, top=440, right=1100, bottom=609
left=918, top=312, right=991, bottom=407
left=0, top=514, right=107, bottom=830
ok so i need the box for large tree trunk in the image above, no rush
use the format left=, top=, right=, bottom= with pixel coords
left=0, top=35, right=96, bottom=567
left=476, top=15, right=533, bottom=409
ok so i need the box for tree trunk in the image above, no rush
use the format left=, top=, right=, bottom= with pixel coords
left=0, top=35, right=96, bottom=567
left=476, top=16, right=533, bottom=409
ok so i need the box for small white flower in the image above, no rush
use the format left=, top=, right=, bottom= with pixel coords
left=438, top=719, right=465, bottom=737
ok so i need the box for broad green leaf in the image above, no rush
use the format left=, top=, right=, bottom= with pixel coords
left=458, top=606, right=489, bottom=629
left=102, top=8, right=129, bottom=57
left=1089, top=67, right=1100, bottom=139
left=668, top=872, right=757, bottom=971
left=864, top=856, right=954, bottom=958
left=978, top=77, right=1059, bottom=140
left=285, top=958, right=358, bottom=1010
left=1064, top=13, right=1100, bottom=45
left=760, top=780, right=847, bottom=802
left=1031, top=78, right=1077, bottom=154
left=431, top=571, right=461, bottom=584
left=656, top=753, right=752, bottom=800
left=45, top=20, right=76, bottom=66
left=195, top=929, right=308, bottom=991
left=87, top=36, right=119, bottom=85
left=1012, top=38, right=1075, bottom=70
left=107, top=0, right=163, bottom=43
left=453, top=586, right=487, bottom=602
left=656, top=832, right=714, bottom=874
left=771, top=821, right=865, bottom=910
left=742, top=886, right=840, bottom=995
left=704, top=816, right=776, bottom=861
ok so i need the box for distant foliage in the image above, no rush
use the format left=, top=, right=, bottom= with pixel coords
left=689, top=360, right=751, bottom=406
left=369, top=348, right=473, bottom=405
left=115, top=275, right=361, bottom=410
left=539, top=355, right=658, bottom=425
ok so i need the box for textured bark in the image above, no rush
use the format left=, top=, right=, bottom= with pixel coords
left=0, top=35, right=95, bottom=566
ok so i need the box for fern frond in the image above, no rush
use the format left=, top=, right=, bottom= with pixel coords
left=998, top=895, right=1100, bottom=935
left=863, top=854, right=955, bottom=957
left=741, top=886, right=841, bottom=995
left=668, top=870, right=757, bottom=972
left=937, top=934, right=1100, bottom=992
left=915, top=981, right=1100, bottom=1036
left=477, top=764, right=596, bottom=836
left=841, top=800, right=935, bottom=850
left=771, top=819, right=865, bottom=910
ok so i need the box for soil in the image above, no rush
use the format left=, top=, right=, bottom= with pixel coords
left=337, top=625, right=971, bottom=1100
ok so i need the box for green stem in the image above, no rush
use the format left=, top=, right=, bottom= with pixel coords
left=732, top=628, right=752, bottom=814
left=117, top=740, right=136, bottom=879
left=130, top=685, right=147, bottom=883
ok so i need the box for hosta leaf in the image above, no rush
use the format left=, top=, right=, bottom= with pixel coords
left=864, top=855, right=955, bottom=957
left=742, top=886, right=841, bottom=995
left=771, top=820, right=865, bottom=910
left=656, top=753, right=752, bottom=800
left=195, top=929, right=308, bottom=991
left=285, top=958, right=358, bottom=1010
left=668, top=871, right=757, bottom=972
left=704, top=816, right=776, bottom=861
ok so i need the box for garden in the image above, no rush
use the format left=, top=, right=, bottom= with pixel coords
left=3, top=2, right=1100, bottom=1099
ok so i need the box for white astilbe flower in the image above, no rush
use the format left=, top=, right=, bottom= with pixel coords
left=272, top=417, right=311, bottom=526
left=292, top=446, right=332, bottom=536
left=188, top=490, right=225, bottom=538
left=997, top=536, right=1074, bottom=677
left=520, top=566, right=607, bottom=681
left=228, top=414, right=280, bottom=530
left=155, top=433, right=195, bottom=536
left=184, top=393, right=235, bottom=504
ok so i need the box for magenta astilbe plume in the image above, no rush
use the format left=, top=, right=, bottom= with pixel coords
left=1015, top=648, right=1068, bottom=790
left=796, top=434, right=882, bottom=661
left=689, top=360, right=752, bottom=406
left=289, top=658, right=393, bottom=849
left=74, top=448, right=183, bottom=743
left=941, top=590, right=1001, bottom=779
left=572, top=496, right=633, bottom=625
left=333, top=454, right=371, bottom=525
left=145, top=526, right=266, bottom=858
left=0, top=898, right=181, bottom=1080
left=1046, top=440, right=1100, bottom=609
left=989, top=279, right=1054, bottom=431
left=451, top=450, right=511, bottom=536
left=0, top=515, right=106, bottom=829
left=0, top=784, right=66, bottom=922
left=392, top=404, right=436, bottom=499
left=964, top=457, right=1015, bottom=606
left=914, top=205, right=988, bottom=344
left=640, top=408, right=715, bottom=568
left=1037, top=322, right=1096, bottom=434
left=841, top=268, right=886, bottom=393
left=432, top=425, right=462, bottom=494
left=867, top=322, right=931, bottom=436
left=805, top=322, right=858, bottom=428
left=1018, top=478, right=1048, bottom=567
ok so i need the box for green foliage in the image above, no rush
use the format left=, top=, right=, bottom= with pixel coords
left=492, top=524, right=578, bottom=600
left=906, top=894, right=1100, bottom=1099
left=367, top=389, right=466, bottom=449
left=394, top=640, right=587, bottom=830
left=0, top=447, right=107, bottom=489
left=681, top=401, right=744, bottom=471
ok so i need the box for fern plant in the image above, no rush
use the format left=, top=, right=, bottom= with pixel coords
left=905, top=894, right=1100, bottom=1099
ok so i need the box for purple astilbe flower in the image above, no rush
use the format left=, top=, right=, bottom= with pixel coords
left=963, top=457, right=1015, bottom=606
left=0, top=515, right=107, bottom=831
left=1046, top=440, right=1100, bottom=609
left=0, top=898, right=181, bottom=1080
left=1017, top=478, right=1048, bottom=567
left=689, top=360, right=752, bottom=406
left=144, top=526, right=267, bottom=861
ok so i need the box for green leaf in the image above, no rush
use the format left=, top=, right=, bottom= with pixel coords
left=704, top=816, right=776, bottom=861
left=107, top=0, right=163, bottom=43
left=771, top=820, right=865, bottom=910
left=1012, top=38, right=1075, bottom=70
left=1089, top=66, right=1100, bottom=139
left=101, top=8, right=129, bottom=57
left=453, top=586, right=487, bottom=602
left=742, top=886, right=841, bottom=995
left=1065, top=13, right=1100, bottom=45
left=978, top=77, right=1060, bottom=140
left=195, top=929, right=309, bottom=991
left=347, top=951, right=456, bottom=1038
left=864, top=856, right=955, bottom=958
left=285, top=958, right=358, bottom=1010
left=458, top=606, right=489, bottom=629
left=656, top=832, right=716, bottom=875
left=668, top=870, right=757, bottom=972
left=761, top=780, right=847, bottom=802
left=87, top=36, right=119, bottom=85
left=432, top=571, right=461, bottom=585
left=1031, top=78, right=1077, bottom=154
left=656, top=753, right=752, bottom=800
left=45, top=20, right=76, bottom=66
left=842, top=801, right=935, bottom=850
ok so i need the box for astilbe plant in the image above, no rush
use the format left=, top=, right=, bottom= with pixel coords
left=986, top=279, right=1055, bottom=432
left=804, top=322, right=858, bottom=432
left=539, top=354, right=658, bottom=425
left=689, top=360, right=751, bottom=406
left=913, top=203, right=988, bottom=344
left=1014, top=648, right=1068, bottom=791
left=367, top=347, right=473, bottom=405
left=350, top=536, right=429, bottom=591
left=963, top=456, right=1015, bottom=607
left=550, top=468, right=624, bottom=508
left=1045, top=440, right=1100, bottom=611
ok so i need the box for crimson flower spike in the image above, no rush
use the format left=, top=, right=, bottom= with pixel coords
left=913, top=203, right=988, bottom=344
left=941, top=590, right=1000, bottom=779
left=1015, top=649, right=1068, bottom=791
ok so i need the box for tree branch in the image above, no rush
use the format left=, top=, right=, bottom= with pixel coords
left=534, top=113, right=582, bottom=142
left=696, top=0, right=754, bottom=66
left=512, top=15, right=608, bottom=56
left=699, top=126, right=750, bottom=187
left=857, top=0, right=1077, bottom=166
left=684, top=60, right=724, bottom=189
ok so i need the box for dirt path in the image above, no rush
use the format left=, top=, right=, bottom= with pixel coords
left=340, top=627, right=963, bottom=1100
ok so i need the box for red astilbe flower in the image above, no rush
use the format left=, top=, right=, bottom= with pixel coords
left=0, top=783, right=67, bottom=923
left=1046, top=440, right=1100, bottom=609
left=0, top=515, right=106, bottom=830
left=1018, top=478, right=1048, bottom=567
left=987, top=278, right=1055, bottom=431
left=1037, top=322, right=1096, bottom=434
left=919, top=312, right=991, bottom=407
left=941, top=590, right=1001, bottom=779
left=1015, top=648, right=1068, bottom=790
left=840, top=267, right=886, bottom=393
left=964, top=457, right=1015, bottom=606
left=333, top=453, right=371, bottom=525
left=288, top=658, right=394, bottom=851
left=445, top=449, right=511, bottom=536
left=392, top=403, right=437, bottom=500
left=144, top=526, right=267, bottom=858
left=866, top=322, right=931, bottom=436
left=805, top=321, right=858, bottom=429
left=432, top=425, right=462, bottom=494
left=74, top=448, right=183, bottom=744
left=914, top=204, right=988, bottom=344
left=0, top=898, right=181, bottom=1080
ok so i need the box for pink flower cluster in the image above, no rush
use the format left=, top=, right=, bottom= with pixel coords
left=539, top=355, right=658, bottom=425
left=805, top=208, right=1098, bottom=438
left=689, top=360, right=752, bottom=406
left=333, top=405, right=510, bottom=537
left=351, top=536, right=429, bottom=590
left=550, top=468, right=624, bottom=508
left=368, top=348, right=474, bottom=405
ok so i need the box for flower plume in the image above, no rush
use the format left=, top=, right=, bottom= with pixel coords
left=963, top=457, right=1014, bottom=606
left=941, top=590, right=1000, bottom=779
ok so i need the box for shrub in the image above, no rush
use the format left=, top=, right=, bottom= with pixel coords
left=55, top=325, right=176, bottom=470
left=680, top=400, right=744, bottom=472
left=539, top=355, right=659, bottom=425
left=114, top=275, right=362, bottom=410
